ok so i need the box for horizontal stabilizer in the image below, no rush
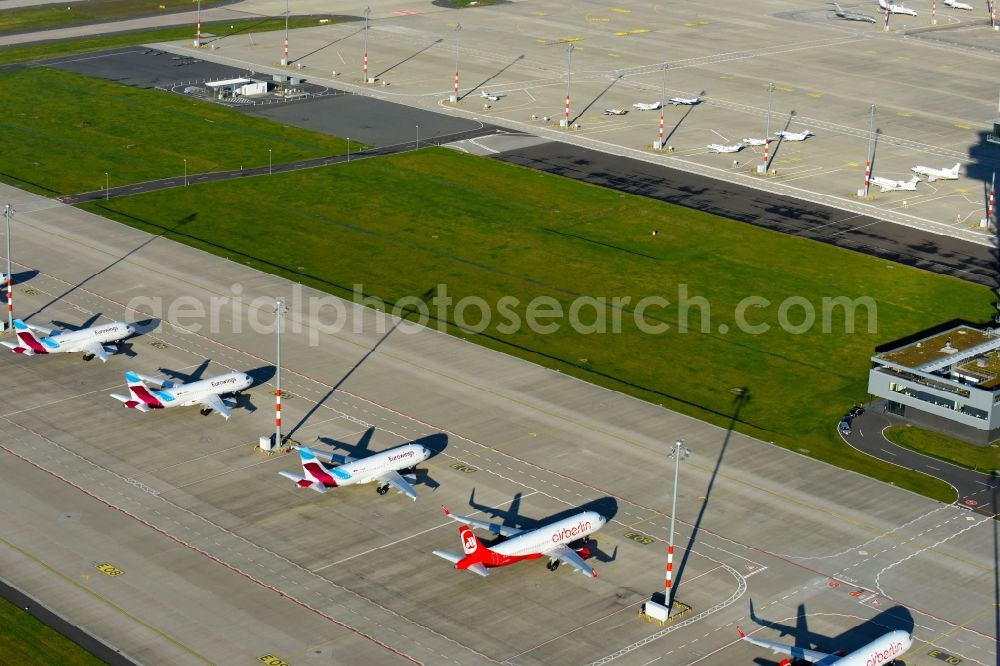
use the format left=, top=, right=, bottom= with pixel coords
left=432, top=550, right=463, bottom=565
left=467, top=563, right=489, bottom=577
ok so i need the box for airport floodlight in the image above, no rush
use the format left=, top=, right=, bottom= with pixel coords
left=194, top=0, right=202, bottom=47
left=274, top=296, right=288, bottom=446
left=453, top=23, right=462, bottom=98
left=659, top=63, right=667, bottom=150
left=863, top=104, right=876, bottom=197
left=3, top=204, right=12, bottom=332
left=665, top=439, right=690, bottom=612
left=268, top=148, right=272, bottom=175
left=347, top=137, right=351, bottom=163
left=564, top=43, right=575, bottom=126
left=363, top=6, right=372, bottom=81
left=104, top=172, right=109, bottom=200
left=184, top=158, right=188, bottom=186
left=763, top=82, right=775, bottom=171
left=282, top=0, right=290, bottom=66
left=416, top=124, right=420, bottom=149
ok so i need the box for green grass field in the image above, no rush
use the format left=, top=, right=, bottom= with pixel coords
left=79, top=148, right=993, bottom=503
left=0, top=0, right=228, bottom=35
left=0, top=595, right=104, bottom=665
left=0, top=68, right=358, bottom=195
left=0, top=15, right=345, bottom=65
left=885, top=425, right=1000, bottom=473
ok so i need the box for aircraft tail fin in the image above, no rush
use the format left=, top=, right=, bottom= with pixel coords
left=950, top=163, right=961, bottom=176
left=11, top=319, right=45, bottom=354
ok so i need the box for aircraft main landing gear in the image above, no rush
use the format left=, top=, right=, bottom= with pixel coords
left=546, top=560, right=560, bottom=571
left=200, top=408, right=212, bottom=416
left=376, top=484, right=389, bottom=495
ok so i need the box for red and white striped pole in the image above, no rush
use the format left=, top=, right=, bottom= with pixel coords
left=659, top=112, right=665, bottom=149
left=3, top=204, right=11, bottom=333
left=563, top=43, right=574, bottom=127
left=363, top=5, right=371, bottom=81
left=883, top=5, right=891, bottom=31
left=762, top=138, right=769, bottom=171
left=664, top=544, right=675, bottom=605
left=454, top=71, right=459, bottom=96
left=864, top=159, right=871, bottom=194
left=565, top=94, right=570, bottom=125
left=932, top=0, right=937, bottom=25
left=274, top=297, right=287, bottom=448
left=194, top=0, right=201, bottom=46
left=282, top=0, right=289, bottom=65
left=993, top=0, right=998, bottom=29
left=990, top=172, right=996, bottom=223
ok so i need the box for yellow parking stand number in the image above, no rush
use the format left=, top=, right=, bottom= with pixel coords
left=95, top=563, right=124, bottom=576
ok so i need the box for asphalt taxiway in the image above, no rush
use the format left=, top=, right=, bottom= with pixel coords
left=0, top=181, right=995, bottom=665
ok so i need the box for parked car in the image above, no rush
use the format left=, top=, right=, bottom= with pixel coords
left=850, top=405, right=865, bottom=417
left=838, top=419, right=852, bottom=435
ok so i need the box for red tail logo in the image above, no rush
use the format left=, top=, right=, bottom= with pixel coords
left=461, top=526, right=479, bottom=555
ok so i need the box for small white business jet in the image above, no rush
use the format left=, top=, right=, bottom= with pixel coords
left=911, top=162, right=960, bottom=182
left=775, top=129, right=814, bottom=141
left=871, top=175, right=919, bottom=192
left=707, top=143, right=744, bottom=153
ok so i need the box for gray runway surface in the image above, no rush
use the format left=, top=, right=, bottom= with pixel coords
left=0, top=181, right=994, bottom=666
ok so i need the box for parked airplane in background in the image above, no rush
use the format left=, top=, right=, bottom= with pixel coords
left=432, top=505, right=606, bottom=577
left=481, top=90, right=502, bottom=101
left=872, top=175, right=919, bottom=192
left=603, top=108, right=627, bottom=115
left=912, top=162, right=961, bottom=181
left=738, top=626, right=913, bottom=666
left=708, top=143, right=743, bottom=153
left=830, top=1, right=877, bottom=21
left=633, top=101, right=662, bottom=110
left=668, top=96, right=701, bottom=105
left=878, top=0, right=918, bottom=15
left=742, top=137, right=767, bottom=146
left=110, top=370, right=251, bottom=419
left=2, top=318, right=133, bottom=362
left=775, top=129, right=813, bottom=141
left=279, top=441, right=430, bottom=499
left=944, top=0, right=973, bottom=8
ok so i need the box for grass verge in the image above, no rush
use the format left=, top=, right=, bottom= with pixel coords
left=78, top=148, right=988, bottom=503
left=0, top=15, right=346, bottom=65
left=0, top=594, right=104, bottom=665
left=0, top=67, right=360, bottom=196
left=885, top=424, right=1000, bottom=473
left=0, top=0, right=229, bottom=35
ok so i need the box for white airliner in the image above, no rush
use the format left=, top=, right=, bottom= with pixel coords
left=481, top=90, right=502, bottom=101
left=279, top=442, right=430, bottom=499
left=633, top=101, right=662, bottom=111
left=911, top=162, right=961, bottom=182
left=603, top=108, right=627, bottom=115
left=878, top=0, right=918, bottom=16
left=1, top=318, right=133, bottom=362
left=432, top=505, right=606, bottom=577
left=110, top=370, right=252, bottom=419
left=738, top=626, right=913, bottom=666
left=668, top=96, right=701, bottom=105
left=871, top=175, right=919, bottom=192
left=830, top=1, right=878, bottom=21
left=944, top=0, right=973, bottom=8
left=775, top=129, right=813, bottom=141
left=742, top=137, right=767, bottom=146
left=708, top=143, right=744, bottom=153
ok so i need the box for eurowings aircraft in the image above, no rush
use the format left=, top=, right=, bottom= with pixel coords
left=668, top=96, right=701, bottom=105
left=432, top=505, right=606, bottom=577
left=830, top=1, right=877, bottom=21
left=944, top=0, right=973, bottom=8
left=775, top=129, right=813, bottom=141
left=279, top=442, right=430, bottom=499
left=872, top=175, right=919, bottom=192
left=603, top=108, right=627, bottom=115
left=110, top=370, right=251, bottom=419
left=878, top=0, right=918, bottom=15
left=633, top=101, right=662, bottom=110
left=911, top=162, right=960, bottom=181
left=742, top=137, right=767, bottom=146
left=708, top=143, right=743, bottom=153
left=1, top=318, right=133, bottom=362
left=738, top=626, right=913, bottom=666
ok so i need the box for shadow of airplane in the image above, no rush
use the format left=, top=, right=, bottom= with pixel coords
left=5, top=269, right=39, bottom=290
left=465, top=489, right=619, bottom=532
left=460, top=54, right=525, bottom=102
left=158, top=358, right=211, bottom=384
left=744, top=598, right=914, bottom=666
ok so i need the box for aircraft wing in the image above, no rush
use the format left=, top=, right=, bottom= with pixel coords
left=72, top=341, right=109, bottom=362
left=24, top=322, right=56, bottom=336
left=294, top=445, right=357, bottom=465
left=200, top=393, right=231, bottom=419
left=441, top=507, right=524, bottom=538
left=377, top=470, right=418, bottom=501
left=737, top=628, right=831, bottom=663
left=544, top=543, right=597, bottom=578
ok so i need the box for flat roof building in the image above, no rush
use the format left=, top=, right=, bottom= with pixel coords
left=868, top=324, right=1000, bottom=444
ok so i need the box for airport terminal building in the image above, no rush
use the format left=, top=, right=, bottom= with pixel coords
left=868, top=324, right=1000, bottom=444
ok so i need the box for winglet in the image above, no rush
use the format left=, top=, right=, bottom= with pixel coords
left=737, top=626, right=746, bottom=639
left=441, top=505, right=451, bottom=517
left=125, top=371, right=142, bottom=383
left=12, top=319, right=28, bottom=331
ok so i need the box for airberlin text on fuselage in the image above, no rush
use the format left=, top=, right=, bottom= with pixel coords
left=867, top=641, right=904, bottom=666
left=552, top=520, right=592, bottom=543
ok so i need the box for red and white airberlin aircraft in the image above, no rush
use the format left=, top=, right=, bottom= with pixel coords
left=2, top=318, right=133, bottom=362
left=110, top=370, right=251, bottom=419
left=738, top=626, right=913, bottom=665
left=279, top=442, right=430, bottom=499
left=432, top=505, right=606, bottom=577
